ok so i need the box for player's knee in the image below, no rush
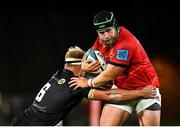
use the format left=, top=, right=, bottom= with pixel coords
left=100, top=117, right=124, bottom=126
left=142, top=118, right=160, bottom=126
left=100, top=119, right=114, bottom=126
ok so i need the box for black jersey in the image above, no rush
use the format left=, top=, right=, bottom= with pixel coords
left=11, top=69, right=90, bottom=126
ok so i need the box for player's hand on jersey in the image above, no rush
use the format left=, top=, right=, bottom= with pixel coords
left=69, top=77, right=88, bottom=90
left=81, top=60, right=101, bottom=73
left=141, top=85, right=157, bottom=98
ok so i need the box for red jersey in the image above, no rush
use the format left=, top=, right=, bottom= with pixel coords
left=92, top=26, right=159, bottom=90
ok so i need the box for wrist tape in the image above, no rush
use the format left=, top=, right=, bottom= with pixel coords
left=87, top=79, right=95, bottom=87
left=88, top=89, right=95, bottom=99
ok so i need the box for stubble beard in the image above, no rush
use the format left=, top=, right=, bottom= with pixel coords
left=102, top=35, right=118, bottom=47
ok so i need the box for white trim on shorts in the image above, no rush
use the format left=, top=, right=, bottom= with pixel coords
left=136, top=88, right=161, bottom=113
left=105, top=86, right=161, bottom=114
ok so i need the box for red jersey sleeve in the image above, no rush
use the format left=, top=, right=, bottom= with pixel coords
left=109, top=41, right=136, bottom=66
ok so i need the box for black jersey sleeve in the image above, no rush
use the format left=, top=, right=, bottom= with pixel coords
left=70, top=87, right=91, bottom=99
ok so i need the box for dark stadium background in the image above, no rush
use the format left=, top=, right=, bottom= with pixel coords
left=0, top=2, right=179, bottom=125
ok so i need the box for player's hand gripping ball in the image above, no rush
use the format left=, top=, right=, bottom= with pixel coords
left=84, top=48, right=112, bottom=89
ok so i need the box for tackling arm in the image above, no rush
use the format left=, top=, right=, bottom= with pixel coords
left=88, top=85, right=157, bottom=103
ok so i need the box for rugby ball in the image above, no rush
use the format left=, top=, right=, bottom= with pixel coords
left=84, top=48, right=112, bottom=90
left=85, top=48, right=107, bottom=73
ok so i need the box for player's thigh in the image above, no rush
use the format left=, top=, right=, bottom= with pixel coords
left=100, top=104, right=131, bottom=126
left=138, top=109, right=161, bottom=126
left=136, top=88, right=161, bottom=126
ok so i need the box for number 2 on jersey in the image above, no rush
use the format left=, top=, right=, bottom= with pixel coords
left=35, top=83, right=51, bottom=102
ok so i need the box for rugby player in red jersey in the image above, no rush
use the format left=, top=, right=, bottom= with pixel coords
left=70, top=10, right=161, bottom=126
left=10, top=46, right=156, bottom=126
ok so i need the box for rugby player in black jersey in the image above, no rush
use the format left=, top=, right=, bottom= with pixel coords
left=10, top=46, right=157, bottom=126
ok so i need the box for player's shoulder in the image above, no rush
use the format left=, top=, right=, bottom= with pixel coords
left=114, top=38, right=137, bottom=52
left=117, top=27, right=139, bottom=47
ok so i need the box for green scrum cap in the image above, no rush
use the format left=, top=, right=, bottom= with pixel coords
left=93, top=10, right=118, bottom=31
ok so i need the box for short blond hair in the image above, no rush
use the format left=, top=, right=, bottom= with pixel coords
left=65, top=46, right=85, bottom=65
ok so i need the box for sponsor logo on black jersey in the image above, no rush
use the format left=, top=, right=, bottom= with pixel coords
left=58, top=78, right=66, bottom=85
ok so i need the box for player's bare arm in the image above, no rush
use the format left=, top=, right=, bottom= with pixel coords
left=92, top=64, right=125, bottom=86
left=88, top=85, right=157, bottom=103
left=69, top=63, right=125, bottom=89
